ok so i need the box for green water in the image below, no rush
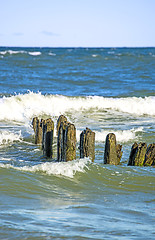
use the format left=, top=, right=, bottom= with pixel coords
left=0, top=47, right=155, bottom=239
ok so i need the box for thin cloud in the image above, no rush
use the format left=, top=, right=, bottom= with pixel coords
left=13, top=32, right=24, bottom=36
left=41, top=31, right=60, bottom=37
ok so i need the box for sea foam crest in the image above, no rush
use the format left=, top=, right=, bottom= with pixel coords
left=0, top=130, right=22, bottom=146
left=0, top=158, right=90, bottom=178
left=48, top=52, right=56, bottom=56
left=0, top=50, right=26, bottom=55
left=0, top=50, right=41, bottom=56
left=28, top=51, right=41, bottom=56
left=0, top=92, right=155, bottom=122
left=76, top=127, right=143, bottom=143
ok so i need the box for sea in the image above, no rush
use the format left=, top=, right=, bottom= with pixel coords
left=0, top=47, right=155, bottom=240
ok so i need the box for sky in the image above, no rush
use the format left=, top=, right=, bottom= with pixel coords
left=0, top=0, right=155, bottom=47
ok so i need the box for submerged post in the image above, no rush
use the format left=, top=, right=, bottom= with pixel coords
left=43, top=118, right=54, bottom=158
left=104, top=133, right=122, bottom=165
left=79, top=128, right=95, bottom=162
left=128, top=142, right=147, bottom=166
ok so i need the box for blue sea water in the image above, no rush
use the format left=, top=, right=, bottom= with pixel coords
left=0, top=47, right=155, bottom=239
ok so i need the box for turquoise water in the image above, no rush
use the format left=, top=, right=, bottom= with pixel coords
left=0, top=47, right=155, bottom=239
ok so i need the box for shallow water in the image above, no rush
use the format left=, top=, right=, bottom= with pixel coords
left=0, top=47, right=155, bottom=239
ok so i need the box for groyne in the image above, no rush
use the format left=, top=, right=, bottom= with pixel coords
left=32, top=115, right=154, bottom=166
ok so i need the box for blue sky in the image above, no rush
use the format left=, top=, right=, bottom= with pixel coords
left=0, top=0, right=155, bottom=47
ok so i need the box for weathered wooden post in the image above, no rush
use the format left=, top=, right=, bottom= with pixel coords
left=42, top=119, right=47, bottom=151
left=79, top=128, right=95, bottom=162
left=56, top=115, right=67, bottom=136
left=59, top=121, right=69, bottom=161
left=32, top=117, right=38, bottom=135
left=104, top=133, right=122, bottom=165
left=128, top=142, right=147, bottom=166
left=43, top=118, right=54, bottom=158
left=65, top=123, right=76, bottom=161
left=35, top=119, right=43, bottom=144
left=57, top=116, right=68, bottom=161
left=144, top=143, right=155, bottom=166
left=57, top=115, right=76, bottom=162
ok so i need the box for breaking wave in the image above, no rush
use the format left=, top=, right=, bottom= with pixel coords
left=28, top=51, right=41, bottom=56
left=0, top=50, right=41, bottom=56
left=0, top=92, right=154, bottom=123
left=0, top=50, right=26, bottom=55
left=76, top=127, right=143, bottom=143
left=0, top=158, right=90, bottom=178
left=0, top=130, right=22, bottom=146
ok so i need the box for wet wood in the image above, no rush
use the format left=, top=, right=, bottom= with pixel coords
left=104, top=133, right=122, bottom=165
left=144, top=143, right=155, bottom=166
left=57, top=117, right=69, bottom=161
left=32, top=117, right=38, bottom=135
left=43, top=118, right=54, bottom=158
left=128, top=142, right=147, bottom=166
left=65, top=123, right=76, bottom=161
left=79, top=128, right=95, bottom=162
left=35, top=119, right=43, bottom=144
left=56, top=115, right=67, bottom=136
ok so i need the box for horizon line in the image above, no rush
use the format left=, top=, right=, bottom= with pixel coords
left=0, top=45, right=155, bottom=49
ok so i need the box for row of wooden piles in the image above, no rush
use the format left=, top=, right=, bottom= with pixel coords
left=32, top=115, right=155, bottom=166
left=104, top=133, right=155, bottom=166
left=32, top=115, right=95, bottom=162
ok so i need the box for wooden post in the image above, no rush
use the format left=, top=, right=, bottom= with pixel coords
left=128, top=142, right=147, bottom=166
left=32, top=117, right=38, bottom=135
left=144, top=143, right=155, bottom=166
left=65, top=123, right=76, bottom=161
left=43, top=118, right=54, bottom=158
left=104, top=133, right=122, bottom=165
left=79, top=128, right=95, bottom=162
left=56, top=115, right=67, bottom=136
left=57, top=115, right=76, bottom=162
left=59, top=121, right=69, bottom=161
left=57, top=117, right=68, bottom=161
left=42, top=119, right=47, bottom=151
left=35, top=119, right=43, bottom=144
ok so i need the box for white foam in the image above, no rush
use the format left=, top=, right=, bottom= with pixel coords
left=0, top=51, right=7, bottom=55
left=95, top=127, right=143, bottom=143
left=0, top=50, right=26, bottom=55
left=28, top=51, right=41, bottom=56
left=0, top=158, right=90, bottom=178
left=49, top=52, right=56, bottom=56
left=0, top=92, right=154, bottom=123
left=0, top=130, right=22, bottom=146
left=0, top=157, right=12, bottom=162
left=92, top=54, right=98, bottom=58
left=76, top=127, right=143, bottom=143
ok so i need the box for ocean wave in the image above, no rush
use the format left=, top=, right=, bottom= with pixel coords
left=0, top=158, right=90, bottom=178
left=76, top=127, right=143, bottom=143
left=48, top=52, right=56, bottom=56
left=0, top=50, right=26, bottom=55
left=28, top=51, right=41, bottom=56
left=92, top=54, right=98, bottom=58
left=0, top=92, right=154, bottom=123
left=0, top=50, right=42, bottom=56
left=0, top=130, right=22, bottom=146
